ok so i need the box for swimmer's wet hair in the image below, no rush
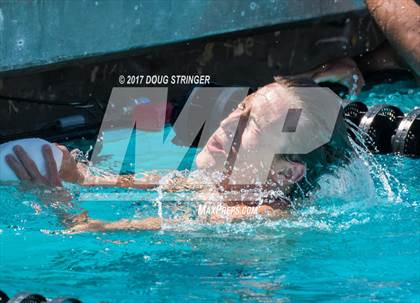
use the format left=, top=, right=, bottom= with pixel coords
left=273, top=75, right=352, bottom=185
left=239, top=76, right=317, bottom=111
left=274, top=76, right=318, bottom=88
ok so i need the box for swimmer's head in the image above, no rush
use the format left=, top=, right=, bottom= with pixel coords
left=196, top=77, right=351, bottom=193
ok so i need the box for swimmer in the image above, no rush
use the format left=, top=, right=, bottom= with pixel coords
left=2, top=75, right=352, bottom=233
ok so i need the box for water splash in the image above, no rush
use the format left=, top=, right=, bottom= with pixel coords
left=346, top=119, right=404, bottom=202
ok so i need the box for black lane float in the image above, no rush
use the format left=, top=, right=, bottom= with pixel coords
left=0, top=290, right=81, bottom=303
left=343, top=101, right=368, bottom=126
left=7, top=292, right=47, bottom=303
left=391, top=108, right=420, bottom=156
left=344, top=102, right=420, bottom=157
left=0, top=290, right=9, bottom=303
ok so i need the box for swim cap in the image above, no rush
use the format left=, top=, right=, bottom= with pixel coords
left=0, top=138, right=63, bottom=182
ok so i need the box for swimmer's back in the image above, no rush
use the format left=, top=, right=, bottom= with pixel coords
left=0, top=138, right=63, bottom=182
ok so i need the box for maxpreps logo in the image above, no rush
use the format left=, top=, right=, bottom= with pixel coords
left=86, top=86, right=341, bottom=187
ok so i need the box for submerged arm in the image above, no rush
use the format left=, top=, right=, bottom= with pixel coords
left=66, top=204, right=285, bottom=234
left=64, top=213, right=162, bottom=233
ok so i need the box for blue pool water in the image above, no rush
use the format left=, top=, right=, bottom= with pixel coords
left=0, top=81, right=419, bottom=302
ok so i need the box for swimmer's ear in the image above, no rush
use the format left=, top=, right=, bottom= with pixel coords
left=273, top=160, right=306, bottom=185
left=288, top=161, right=306, bottom=183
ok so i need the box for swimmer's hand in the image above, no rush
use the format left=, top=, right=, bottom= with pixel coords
left=5, top=144, right=74, bottom=218
left=5, top=144, right=86, bottom=186
left=308, top=57, right=365, bottom=96
left=6, top=145, right=63, bottom=187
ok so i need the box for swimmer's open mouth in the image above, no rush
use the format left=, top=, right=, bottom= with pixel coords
left=207, top=134, right=226, bottom=154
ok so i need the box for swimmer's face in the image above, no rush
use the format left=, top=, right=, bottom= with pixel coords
left=196, top=82, right=306, bottom=187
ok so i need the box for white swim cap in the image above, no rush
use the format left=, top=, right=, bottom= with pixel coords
left=0, top=138, right=63, bottom=182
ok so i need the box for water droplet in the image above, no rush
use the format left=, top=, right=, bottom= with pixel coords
left=16, top=39, right=24, bottom=47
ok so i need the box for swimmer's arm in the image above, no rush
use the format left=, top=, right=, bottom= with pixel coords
left=79, top=172, right=161, bottom=190
left=66, top=204, right=285, bottom=233
left=66, top=206, right=281, bottom=234
left=366, top=0, right=420, bottom=75
left=67, top=204, right=284, bottom=233
left=294, top=57, right=365, bottom=95
left=17, top=144, right=192, bottom=191
left=80, top=173, right=201, bottom=192
left=65, top=215, right=162, bottom=234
